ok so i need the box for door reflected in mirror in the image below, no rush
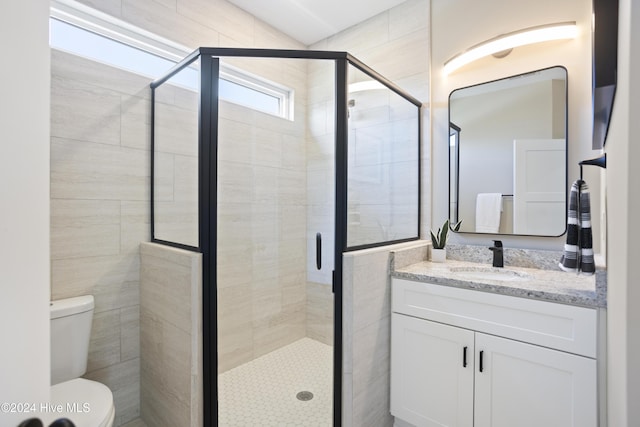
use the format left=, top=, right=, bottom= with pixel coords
left=449, top=66, right=567, bottom=237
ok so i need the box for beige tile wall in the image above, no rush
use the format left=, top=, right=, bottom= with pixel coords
left=50, top=50, right=152, bottom=425
left=139, top=243, right=202, bottom=427
left=152, top=74, right=199, bottom=247
left=342, top=241, right=429, bottom=427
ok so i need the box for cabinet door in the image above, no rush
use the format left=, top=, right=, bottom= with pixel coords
left=474, top=333, right=597, bottom=427
left=391, top=313, right=474, bottom=427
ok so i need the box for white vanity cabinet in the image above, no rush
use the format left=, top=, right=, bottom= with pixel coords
left=391, top=313, right=475, bottom=426
left=390, top=278, right=598, bottom=427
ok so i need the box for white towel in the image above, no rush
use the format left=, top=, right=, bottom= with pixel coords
left=475, top=193, right=502, bottom=233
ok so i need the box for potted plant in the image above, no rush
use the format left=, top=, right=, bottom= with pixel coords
left=430, top=219, right=462, bottom=262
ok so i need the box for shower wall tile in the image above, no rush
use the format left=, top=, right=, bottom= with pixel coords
left=121, top=305, right=141, bottom=361
left=140, top=378, right=190, bottom=427
left=353, top=369, right=393, bottom=427
left=50, top=137, right=149, bottom=201
left=122, top=0, right=219, bottom=49
left=172, top=86, right=199, bottom=112
left=217, top=318, right=254, bottom=373
left=352, top=314, right=391, bottom=386
left=216, top=248, right=253, bottom=286
left=140, top=243, right=202, bottom=427
left=153, top=202, right=199, bottom=247
left=140, top=246, right=197, bottom=333
left=389, top=0, right=429, bottom=40
left=282, top=274, right=307, bottom=307
left=88, top=309, right=122, bottom=372
left=252, top=305, right=306, bottom=359
left=251, top=127, right=283, bottom=167
left=154, top=101, right=198, bottom=157
left=281, top=133, right=307, bottom=170
left=120, top=201, right=150, bottom=256
left=278, top=169, right=307, bottom=206
left=218, top=120, right=253, bottom=163
left=217, top=160, right=254, bottom=203
left=306, top=282, right=333, bottom=345
left=359, top=29, right=430, bottom=82
left=51, top=50, right=154, bottom=100
left=217, top=282, right=254, bottom=373
left=75, top=0, right=123, bottom=19
left=351, top=253, right=392, bottom=332
left=342, top=243, right=421, bottom=427
left=252, top=17, right=305, bottom=49
left=153, top=152, right=177, bottom=203
left=325, top=12, right=390, bottom=54
left=120, top=95, right=150, bottom=151
left=176, top=0, right=254, bottom=46
left=51, top=255, right=140, bottom=314
left=278, top=241, right=307, bottom=277
left=50, top=199, right=121, bottom=260
left=173, top=155, right=199, bottom=201
left=51, top=76, right=122, bottom=146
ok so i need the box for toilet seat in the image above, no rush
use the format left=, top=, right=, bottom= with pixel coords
left=43, top=378, right=115, bottom=427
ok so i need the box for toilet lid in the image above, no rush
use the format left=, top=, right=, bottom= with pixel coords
left=43, top=378, right=114, bottom=427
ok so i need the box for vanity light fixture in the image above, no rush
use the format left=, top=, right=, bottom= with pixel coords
left=443, top=21, right=578, bottom=75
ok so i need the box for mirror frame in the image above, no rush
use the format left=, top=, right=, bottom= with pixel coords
left=448, top=66, right=568, bottom=237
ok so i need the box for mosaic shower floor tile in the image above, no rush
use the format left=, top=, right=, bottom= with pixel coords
left=218, top=338, right=333, bottom=426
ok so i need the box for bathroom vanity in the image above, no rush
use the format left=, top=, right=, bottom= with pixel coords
left=389, top=258, right=606, bottom=427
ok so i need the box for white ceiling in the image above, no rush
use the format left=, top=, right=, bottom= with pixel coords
left=227, top=0, right=409, bottom=45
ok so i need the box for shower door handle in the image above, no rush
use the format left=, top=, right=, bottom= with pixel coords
left=316, top=232, right=322, bottom=270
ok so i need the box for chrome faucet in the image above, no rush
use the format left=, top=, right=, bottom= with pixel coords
left=489, top=240, right=504, bottom=268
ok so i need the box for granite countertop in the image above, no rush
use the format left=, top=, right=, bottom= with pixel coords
left=392, top=258, right=607, bottom=308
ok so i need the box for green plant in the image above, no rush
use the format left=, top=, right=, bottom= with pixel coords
left=430, top=219, right=463, bottom=249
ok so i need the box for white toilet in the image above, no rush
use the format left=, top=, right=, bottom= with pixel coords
left=45, top=295, right=115, bottom=427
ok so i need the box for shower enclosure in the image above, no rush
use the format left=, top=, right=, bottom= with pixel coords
left=150, top=48, right=421, bottom=426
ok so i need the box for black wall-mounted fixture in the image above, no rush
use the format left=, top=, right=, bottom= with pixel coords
left=592, top=0, right=619, bottom=149
left=579, top=153, right=607, bottom=180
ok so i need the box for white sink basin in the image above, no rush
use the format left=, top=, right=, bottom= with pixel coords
left=448, top=266, right=531, bottom=282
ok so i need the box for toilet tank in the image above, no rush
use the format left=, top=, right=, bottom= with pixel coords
left=50, top=295, right=95, bottom=385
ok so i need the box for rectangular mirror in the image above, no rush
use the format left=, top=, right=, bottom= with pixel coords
left=449, top=66, right=567, bottom=236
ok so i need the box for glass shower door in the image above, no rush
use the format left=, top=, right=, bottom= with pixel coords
left=215, top=55, right=336, bottom=426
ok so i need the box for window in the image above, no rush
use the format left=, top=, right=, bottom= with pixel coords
left=49, top=1, right=294, bottom=119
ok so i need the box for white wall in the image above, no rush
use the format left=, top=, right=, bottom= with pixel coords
left=605, top=0, right=640, bottom=424
left=431, top=0, right=599, bottom=250
left=0, top=1, right=51, bottom=425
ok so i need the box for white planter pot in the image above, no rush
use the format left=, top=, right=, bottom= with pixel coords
left=430, top=248, right=447, bottom=263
